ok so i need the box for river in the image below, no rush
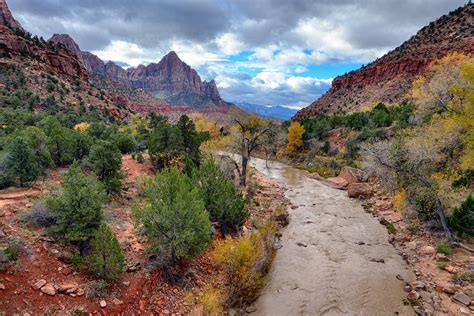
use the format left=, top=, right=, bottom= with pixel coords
left=248, top=157, right=414, bottom=316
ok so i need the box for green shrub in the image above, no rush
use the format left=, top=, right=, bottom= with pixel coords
left=49, top=161, right=106, bottom=249
left=412, top=187, right=438, bottom=221
left=4, top=136, right=40, bottom=186
left=436, top=241, right=453, bottom=256
left=88, top=141, right=123, bottom=193
left=133, top=168, right=211, bottom=279
left=448, top=195, right=474, bottom=237
left=86, top=224, right=125, bottom=281
left=192, top=158, right=248, bottom=233
left=114, top=132, right=137, bottom=154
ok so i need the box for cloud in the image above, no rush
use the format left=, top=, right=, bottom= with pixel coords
left=8, top=0, right=467, bottom=107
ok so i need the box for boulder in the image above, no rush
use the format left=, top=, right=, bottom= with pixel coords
left=339, top=167, right=365, bottom=184
left=419, top=245, right=436, bottom=255
left=57, top=282, right=78, bottom=293
left=452, top=292, right=471, bottom=306
left=347, top=183, right=373, bottom=199
left=32, top=279, right=47, bottom=290
left=40, top=283, right=56, bottom=296
left=324, top=177, right=348, bottom=189
left=100, top=300, right=107, bottom=308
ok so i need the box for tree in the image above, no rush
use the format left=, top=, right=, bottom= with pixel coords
left=411, top=52, right=473, bottom=121
left=114, top=132, right=137, bottom=154
left=176, top=115, right=202, bottom=165
left=88, top=141, right=123, bottom=193
left=192, top=158, right=248, bottom=233
left=449, top=195, right=474, bottom=237
left=50, top=161, right=106, bottom=250
left=5, top=137, right=40, bottom=186
left=19, top=126, right=54, bottom=173
left=287, top=121, right=305, bottom=152
left=133, top=168, right=211, bottom=281
left=47, top=126, right=75, bottom=166
left=234, top=115, right=277, bottom=186
left=362, top=140, right=473, bottom=253
left=86, top=224, right=125, bottom=281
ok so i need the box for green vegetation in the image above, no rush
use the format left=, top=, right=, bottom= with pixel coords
left=86, top=224, right=125, bottom=281
left=4, top=136, right=40, bottom=186
left=436, top=241, right=454, bottom=256
left=133, top=167, right=212, bottom=280
left=49, top=161, right=106, bottom=250
left=88, top=141, right=123, bottom=193
left=192, top=158, right=248, bottom=233
left=448, top=195, right=474, bottom=237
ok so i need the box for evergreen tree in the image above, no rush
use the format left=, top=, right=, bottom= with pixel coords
left=86, top=224, right=125, bottom=281
left=88, top=141, right=123, bottom=193
left=50, top=161, right=106, bottom=249
left=5, top=136, right=40, bottom=186
left=193, top=158, right=248, bottom=233
left=134, top=168, right=211, bottom=278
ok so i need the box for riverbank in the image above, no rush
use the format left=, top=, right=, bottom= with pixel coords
left=365, top=182, right=474, bottom=315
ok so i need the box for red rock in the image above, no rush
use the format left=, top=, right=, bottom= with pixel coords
left=40, top=283, right=56, bottom=296
left=325, top=177, right=349, bottom=189
left=347, top=183, right=373, bottom=199
left=338, top=167, right=365, bottom=184
left=0, top=0, right=24, bottom=31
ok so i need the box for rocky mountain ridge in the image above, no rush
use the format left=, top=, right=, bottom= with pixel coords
left=0, top=0, right=23, bottom=32
left=48, top=35, right=223, bottom=108
left=294, top=3, right=474, bottom=119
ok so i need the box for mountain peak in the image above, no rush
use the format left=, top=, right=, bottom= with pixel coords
left=0, top=0, right=24, bottom=32
left=49, top=34, right=82, bottom=58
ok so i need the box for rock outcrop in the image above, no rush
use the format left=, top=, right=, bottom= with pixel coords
left=294, top=3, right=474, bottom=119
left=0, top=0, right=24, bottom=32
left=49, top=33, right=224, bottom=108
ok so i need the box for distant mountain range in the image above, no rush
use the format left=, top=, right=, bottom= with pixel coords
left=294, top=3, right=474, bottom=119
left=234, top=102, right=297, bottom=120
left=0, top=0, right=250, bottom=123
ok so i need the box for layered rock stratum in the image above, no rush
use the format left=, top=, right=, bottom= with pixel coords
left=294, top=3, right=474, bottom=119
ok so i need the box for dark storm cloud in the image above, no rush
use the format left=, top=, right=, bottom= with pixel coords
left=9, top=0, right=466, bottom=53
left=7, top=0, right=468, bottom=106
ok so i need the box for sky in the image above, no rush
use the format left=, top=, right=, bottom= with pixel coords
left=9, top=0, right=467, bottom=109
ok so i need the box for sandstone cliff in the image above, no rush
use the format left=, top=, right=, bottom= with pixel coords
left=294, top=3, right=474, bottom=119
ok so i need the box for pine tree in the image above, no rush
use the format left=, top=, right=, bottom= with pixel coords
left=88, top=141, right=123, bottom=193
left=6, top=136, right=40, bottom=186
left=193, top=158, right=248, bottom=233
left=134, top=168, right=211, bottom=274
left=86, top=224, right=125, bottom=281
left=50, top=161, right=106, bottom=249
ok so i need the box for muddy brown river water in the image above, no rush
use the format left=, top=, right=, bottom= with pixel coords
left=247, top=157, right=414, bottom=316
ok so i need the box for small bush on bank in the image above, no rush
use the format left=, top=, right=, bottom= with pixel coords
left=192, top=158, right=248, bottom=233
left=85, top=224, right=125, bottom=281
left=24, top=201, right=58, bottom=227
left=213, top=222, right=276, bottom=308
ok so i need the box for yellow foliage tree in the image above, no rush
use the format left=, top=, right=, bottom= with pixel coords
left=74, top=122, right=90, bottom=133
left=286, top=121, right=305, bottom=152
left=190, top=113, right=219, bottom=138
left=411, top=52, right=473, bottom=120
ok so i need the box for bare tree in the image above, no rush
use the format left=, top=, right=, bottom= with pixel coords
left=362, top=140, right=473, bottom=253
left=234, top=116, right=277, bottom=186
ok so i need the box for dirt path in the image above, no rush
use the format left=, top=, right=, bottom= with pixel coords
left=249, top=157, right=414, bottom=316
